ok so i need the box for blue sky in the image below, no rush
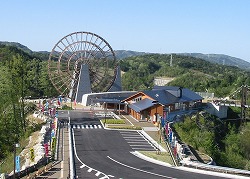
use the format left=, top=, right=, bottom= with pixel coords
left=0, top=0, right=250, bottom=62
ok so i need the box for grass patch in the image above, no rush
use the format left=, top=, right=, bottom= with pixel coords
left=107, top=126, right=142, bottom=130
left=139, top=151, right=174, bottom=165
left=101, top=119, right=125, bottom=124
left=60, top=104, right=73, bottom=110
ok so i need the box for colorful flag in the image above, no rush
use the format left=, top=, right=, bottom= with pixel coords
left=58, top=96, right=62, bottom=104
left=44, top=143, right=49, bottom=157
left=46, top=101, right=49, bottom=109
left=161, top=117, right=165, bottom=127
left=169, top=128, right=172, bottom=143
left=165, top=122, right=169, bottom=136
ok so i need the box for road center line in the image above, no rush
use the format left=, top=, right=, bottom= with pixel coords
left=107, top=156, right=176, bottom=179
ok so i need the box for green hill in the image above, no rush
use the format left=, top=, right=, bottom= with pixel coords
left=179, top=53, right=250, bottom=71
left=1, top=41, right=250, bottom=70
left=120, top=53, right=250, bottom=98
left=0, top=41, right=32, bottom=54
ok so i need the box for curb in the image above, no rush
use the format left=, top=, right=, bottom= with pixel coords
left=131, top=151, right=172, bottom=167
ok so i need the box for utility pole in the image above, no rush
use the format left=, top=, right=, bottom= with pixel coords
left=170, top=54, right=173, bottom=67
left=241, top=85, right=247, bottom=125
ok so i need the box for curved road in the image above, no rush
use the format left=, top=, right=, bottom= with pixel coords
left=59, top=110, right=229, bottom=179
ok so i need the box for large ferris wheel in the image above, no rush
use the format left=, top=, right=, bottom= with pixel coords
left=48, top=31, right=118, bottom=100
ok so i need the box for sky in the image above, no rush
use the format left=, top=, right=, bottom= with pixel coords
left=0, top=0, right=250, bottom=62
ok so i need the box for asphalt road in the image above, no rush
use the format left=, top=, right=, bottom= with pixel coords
left=58, top=110, right=229, bottom=179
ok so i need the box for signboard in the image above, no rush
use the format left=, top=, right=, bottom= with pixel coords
left=51, top=137, right=56, bottom=157
left=51, top=137, right=56, bottom=152
left=15, top=156, right=20, bottom=172
left=30, top=148, right=35, bottom=162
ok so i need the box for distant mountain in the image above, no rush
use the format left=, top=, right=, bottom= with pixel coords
left=1, top=41, right=249, bottom=70
left=114, top=50, right=148, bottom=59
left=114, top=50, right=250, bottom=70
left=178, top=53, right=250, bottom=71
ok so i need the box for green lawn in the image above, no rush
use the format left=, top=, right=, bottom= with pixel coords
left=139, top=151, right=174, bottom=165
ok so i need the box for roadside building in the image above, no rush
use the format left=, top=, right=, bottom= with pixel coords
left=81, top=91, right=137, bottom=109
left=122, top=86, right=203, bottom=123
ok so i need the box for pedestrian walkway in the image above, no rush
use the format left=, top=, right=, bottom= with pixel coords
left=119, top=130, right=157, bottom=151
left=120, top=114, right=165, bottom=146
left=36, top=124, right=69, bottom=178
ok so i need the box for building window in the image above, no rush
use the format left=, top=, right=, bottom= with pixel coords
left=189, top=101, right=195, bottom=107
left=175, top=102, right=182, bottom=110
left=132, top=96, right=142, bottom=102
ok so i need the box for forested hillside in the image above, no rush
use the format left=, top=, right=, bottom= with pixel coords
left=174, top=112, right=250, bottom=170
left=120, top=54, right=250, bottom=97
left=0, top=45, right=58, bottom=163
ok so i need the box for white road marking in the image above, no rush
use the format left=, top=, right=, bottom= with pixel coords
left=72, top=129, right=114, bottom=179
left=123, top=136, right=142, bottom=138
left=80, top=164, right=86, bottom=168
left=87, top=168, right=93, bottom=172
left=127, top=141, right=148, bottom=143
left=95, top=171, right=101, bottom=176
left=107, top=156, right=176, bottom=179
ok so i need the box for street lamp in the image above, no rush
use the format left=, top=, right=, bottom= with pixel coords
left=13, top=143, right=20, bottom=178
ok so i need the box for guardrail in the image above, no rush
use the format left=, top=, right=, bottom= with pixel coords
left=68, top=116, right=76, bottom=179
left=182, top=161, right=250, bottom=177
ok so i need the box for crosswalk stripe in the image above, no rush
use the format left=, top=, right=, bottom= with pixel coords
left=72, top=124, right=103, bottom=129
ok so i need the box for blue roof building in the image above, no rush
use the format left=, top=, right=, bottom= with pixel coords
left=122, top=86, right=203, bottom=123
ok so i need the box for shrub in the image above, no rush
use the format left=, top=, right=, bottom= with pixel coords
left=101, top=119, right=125, bottom=124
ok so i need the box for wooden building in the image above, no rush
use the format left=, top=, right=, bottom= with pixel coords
left=122, top=86, right=203, bottom=123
